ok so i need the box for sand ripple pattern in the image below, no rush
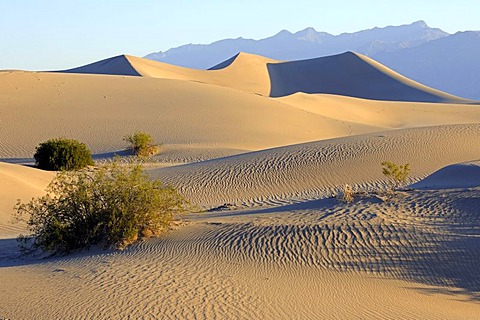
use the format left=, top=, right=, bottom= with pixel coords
left=1, top=189, right=479, bottom=319
left=151, top=124, right=480, bottom=209
left=190, top=189, right=480, bottom=292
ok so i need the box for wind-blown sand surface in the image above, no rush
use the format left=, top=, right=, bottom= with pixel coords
left=1, top=183, right=479, bottom=319
left=1, top=52, right=480, bottom=318
left=149, top=124, right=480, bottom=209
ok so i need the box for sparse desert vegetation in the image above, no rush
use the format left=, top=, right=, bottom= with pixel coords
left=14, top=161, right=187, bottom=254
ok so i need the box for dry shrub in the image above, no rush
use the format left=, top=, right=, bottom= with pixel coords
left=124, top=131, right=160, bottom=157
left=338, top=184, right=355, bottom=203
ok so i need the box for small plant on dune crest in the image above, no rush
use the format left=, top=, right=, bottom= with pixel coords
left=381, top=161, right=410, bottom=191
left=124, top=131, right=161, bottom=157
left=14, top=161, right=188, bottom=255
left=34, top=138, right=94, bottom=171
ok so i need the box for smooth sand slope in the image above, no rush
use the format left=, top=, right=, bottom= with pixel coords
left=1, top=70, right=377, bottom=160
left=279, top=92, right=480, bottom=128
left=0, top=163, right=54, bottom=238
left=149, top=124, right=480, bottom=209
left=2, top=69, right=480, bottom=162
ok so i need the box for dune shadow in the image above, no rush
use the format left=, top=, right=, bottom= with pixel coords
left=0, top=150, right=132, bottom=165
left=0, top=157, right=34, bottom=165
left=0, top=237, right=115, bottom=268
left=267, top=52, right=449, bottom=102
left=92, top=149, right=131, bottom=160
left=398, top=232, right=480, bottom=299
left=199, top=197, right=340, bottom=219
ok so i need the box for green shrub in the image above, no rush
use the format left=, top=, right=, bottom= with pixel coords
left=381, top=161, right=410, bottom=190
left=14, top=161, right=188, bottom=254
left=34, top=138, right=94, bottom=171
left=123, top=131, right=160, bottom=157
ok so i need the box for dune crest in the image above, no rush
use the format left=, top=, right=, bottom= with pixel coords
left=54, top=51, right=473, bottom=102
left=267, top=52, right=469, bottom=102
left=57, top=52, right=278, bottom=96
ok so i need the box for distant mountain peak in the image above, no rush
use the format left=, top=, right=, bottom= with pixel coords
left=275, top=29, right=293, bottom=37
left=294, top=27, right=331, bottom=43
left=411, top=20, right=429, bottom=28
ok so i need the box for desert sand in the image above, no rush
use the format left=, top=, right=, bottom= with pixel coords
left=1, top=52, right=479, bottom=319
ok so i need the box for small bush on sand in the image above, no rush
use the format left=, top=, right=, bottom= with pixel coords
left=381, top=161, right=410, bottom=190
left=124, top=131, right=160, bottom=157
left=34, top=138, right=94, bottom=171
left=338, top=184, right=355, bottom=203
left=14, top=161, right=188, bottom=255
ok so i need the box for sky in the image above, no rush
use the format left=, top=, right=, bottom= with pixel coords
left=1, top=0, right=478, bottom=70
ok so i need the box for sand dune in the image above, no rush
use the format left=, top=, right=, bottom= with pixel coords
left=2, top=70, right=479, bottom=163
left=58, top=53, right=277, bottom=96
left=149, top=124, right=480, bottom=209
left=0, top=163, right=54, bottom=238
left=0, top=70, right=376, bottom=160
left=56, top=52, right=473, bottom=102
left=1, top=50, right=480, bottom=319
left=57, top=55, right=141, bottom=76
left=411, top=160, right=480, bottom=189
left=268, top=52, right=469, bottom=102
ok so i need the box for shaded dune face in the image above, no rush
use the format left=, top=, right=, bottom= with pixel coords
left=56, top=55, right=141, bottom=76
left=267, top=52, right=462, bottom=102
left=411, top=161, right=480, bottom=189
left=208, top=53, right=239, bottom=70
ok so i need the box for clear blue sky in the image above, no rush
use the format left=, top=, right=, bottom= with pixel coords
left=1, top=0, right=478, bottom=70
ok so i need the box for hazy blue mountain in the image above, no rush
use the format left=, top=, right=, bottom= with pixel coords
left=144, top=21, right=480, bottom=100
left=145, top=21, right=447, bottom=69
left=373, top=31, right=480, bottom=100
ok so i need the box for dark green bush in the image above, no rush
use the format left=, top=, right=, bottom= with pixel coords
left=14, top=161, right=188, bottom=254
left=34, top=138, right=94, bottom=171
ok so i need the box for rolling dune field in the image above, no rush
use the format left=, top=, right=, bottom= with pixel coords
left=1, top=52, right=479, bottom=319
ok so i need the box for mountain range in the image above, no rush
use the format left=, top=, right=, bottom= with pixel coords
left=145, top=21, right=480, bottom=100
